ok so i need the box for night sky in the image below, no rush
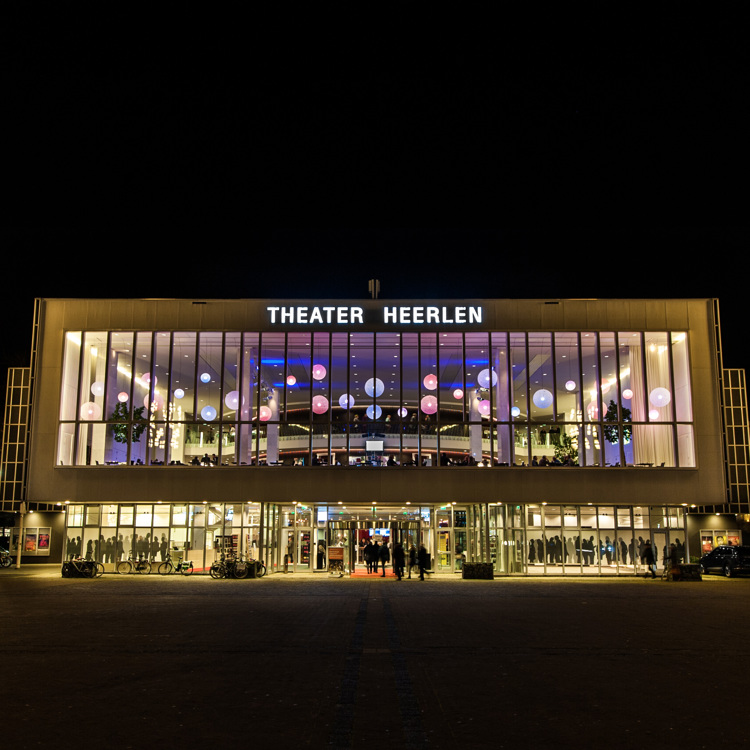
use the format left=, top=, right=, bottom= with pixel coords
left=4, top=18, right=748, bottom=398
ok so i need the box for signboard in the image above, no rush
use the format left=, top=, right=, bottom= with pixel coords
left=328, top=547, right=344, bottom=561
left=266, top=304, right=484, bottom=327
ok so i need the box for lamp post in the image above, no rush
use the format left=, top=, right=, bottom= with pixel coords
left=15, top=501, right=26, bottom=569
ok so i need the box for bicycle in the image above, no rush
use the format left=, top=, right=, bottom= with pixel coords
left=209, top=552, right=249, bottom=579
left=62, top=556, right=104, bottom=578
left=0, top=548, right=12, bottom=568
left=242, top=553, right=267, bottom=577
left=116, top=554, right=152, bottom=575
left=157, top=552, right=194, bottom=576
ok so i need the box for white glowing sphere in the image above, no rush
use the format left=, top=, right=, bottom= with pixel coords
left=90, top=381, right=104, bottom=397
left=649, top=409, right=660, bottom=420
left=420, top=395, right=437, bottom=414
left=649, top=387, right=671, bottom=407
left=312, top=364, right=327, bottom=380
left=477, top=368, right=497, bottom=388
left=565, top=380, right=576, bottom=391
left=423, top=374, right=438, bottom=391
left=478, top=400, right=491, bottom=416
left=366, top=404, right=382, bottom=420
left=173, top=389, right=185, bottom=399
left=200, top=372, right=211, bottom=384
left=398, top=407, right=408, bottom=418
left=224, top=390, right=240, bottom=410
left=312, top=395, right=329, bottom=414
left=511, top=406, right=521, bottom=418
left=339, top=393, right=354, bottom=409
left=286, top=375, right=297, bottom=386
left=365, top=378, right=384, bottom=398
left=453, top=388, right=464, bottom=400
left=118, top=391, right=129, bottom=403
left=80, top=402, right=101, bottom=420
left=532, top=389, right=553, bottom=409
left=259, top=405, right=272, bottom=421
left=201, top=405, right=217, bottom=421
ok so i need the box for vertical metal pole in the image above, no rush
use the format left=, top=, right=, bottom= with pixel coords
left=15, top=501, right=26, bottom=568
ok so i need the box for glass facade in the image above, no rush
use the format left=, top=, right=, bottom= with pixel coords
left=64, top=500, right=687, bottom=577
left=57, top=329, right=695, bottom=469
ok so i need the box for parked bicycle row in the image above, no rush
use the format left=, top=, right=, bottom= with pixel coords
left=59, top=551, right=266, bottom=578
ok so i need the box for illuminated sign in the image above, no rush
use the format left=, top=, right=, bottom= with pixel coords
left=266, top=305, right=483, bottom=326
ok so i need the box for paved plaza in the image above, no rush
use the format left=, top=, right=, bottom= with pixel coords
left=2, top=566, right=749, bottom=749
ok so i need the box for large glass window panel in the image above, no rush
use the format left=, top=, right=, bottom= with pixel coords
left=439, top=332, right=464, bottom=418
left=78, top=331, right=107, bottom=424
left=420, top=333, right=438, bottom=447
left=555, top=333, right=581, bottom=425
left=677, top=424, right=696, bottom=467
left=60, top=332, right=82, bottom=421
left=103, top=334, right=131, bottom=465
left=221, top=332, right=241, bottom=422
left=196, top=332, right=222, bottom=427
left=513, top=425, right=530, bottom=466
left=582, top=424, right=603, bottom=466
left=671, top=332, right=693, bottom=422
left=528, top=332, right=554, bottom=423
left=632, top=424, right=676, bottom=467
left=402, top=334, right=419, bottom=448
left=170, top=332, right=196, bottom=421
left=57, top=423, right=75, bottom=466
left=644, top=333, right=673, bottom=422
left=510, top=333, right=527, bottom=421
left=76, top=424, right=108, bottom=465
left=493, top=424, right=512, bottom=466
left=239, top=333, right=259, bottom=464
left=331, top=333, right=349, bottom=464
left=150, top=332, right=171, bottom=424
left=581, top=333, right=600, bottom=424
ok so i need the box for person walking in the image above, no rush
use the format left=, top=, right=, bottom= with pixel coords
left=417, top=544, right=429, bottom=580
left=378, top=541, right=390, bottom=576
left=641, top=539, right=656, bottom=578
left=408, top=544, right=417, bottom=578
left=364, top=540, right=375, bottom=573
left=370, top=541, right=380, bottom=574
left=393, top=542, right=405, bottom=580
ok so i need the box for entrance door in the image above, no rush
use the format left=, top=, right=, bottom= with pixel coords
left=437, top=530, right=451, bottom=571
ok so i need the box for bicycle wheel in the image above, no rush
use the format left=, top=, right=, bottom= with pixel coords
left=158, top=561, right=174, bottom=576
left=138, top=561, right=152, bottom=574
left=93, top=562, right=105, bottom=578
left=209, top=563, right=225, bottom=579
left=117, top=560, right=133, bottom=575
left=234, top=562, right=249, bottom=579
left=180, top=562, right=194, bottom=576
left=0, top=555, right=12, bottom=568
left=257, top=562, right=267, bottom=577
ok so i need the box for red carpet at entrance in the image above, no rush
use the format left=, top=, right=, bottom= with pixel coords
left=350, top=569, right=398, bottom=578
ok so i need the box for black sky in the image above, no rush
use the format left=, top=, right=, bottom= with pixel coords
left=4, top=14, right=749, bottom=385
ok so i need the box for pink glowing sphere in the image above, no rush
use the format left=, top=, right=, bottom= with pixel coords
left=423, top=374, right=438, bottom=391
left=312, top=364, right=327, bottom=380
left=312, top=395, right=329, bottom=414
left=622, top=388, right=633, bottom=400
left=420, top=395, right=438, bottom=414
left=117, top=392, right=129, bottom=403
left=453, top=388, right=464, bottom=400
left=478, top=400, right=491, bottom=416
left=80, top=402, right=101, bottom=420
left=286, top=375, right=297, bottom=386
left=259, top=406, right=272, bottom=421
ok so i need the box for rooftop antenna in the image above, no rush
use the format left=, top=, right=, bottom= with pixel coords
left=368, top=279, right=380, bottom=300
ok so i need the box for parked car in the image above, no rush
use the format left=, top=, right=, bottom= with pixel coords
left=699, top=545, right=750, bottom=577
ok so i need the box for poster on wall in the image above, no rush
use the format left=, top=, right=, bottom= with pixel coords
left=10, top=527, right=51, bottom=556
left=727, top=532, right=740, bottom=547
left=701, top=534, right=713, bottom=554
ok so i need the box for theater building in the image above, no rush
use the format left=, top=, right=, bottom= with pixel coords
left=3, top=296, right=742, bottom=575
